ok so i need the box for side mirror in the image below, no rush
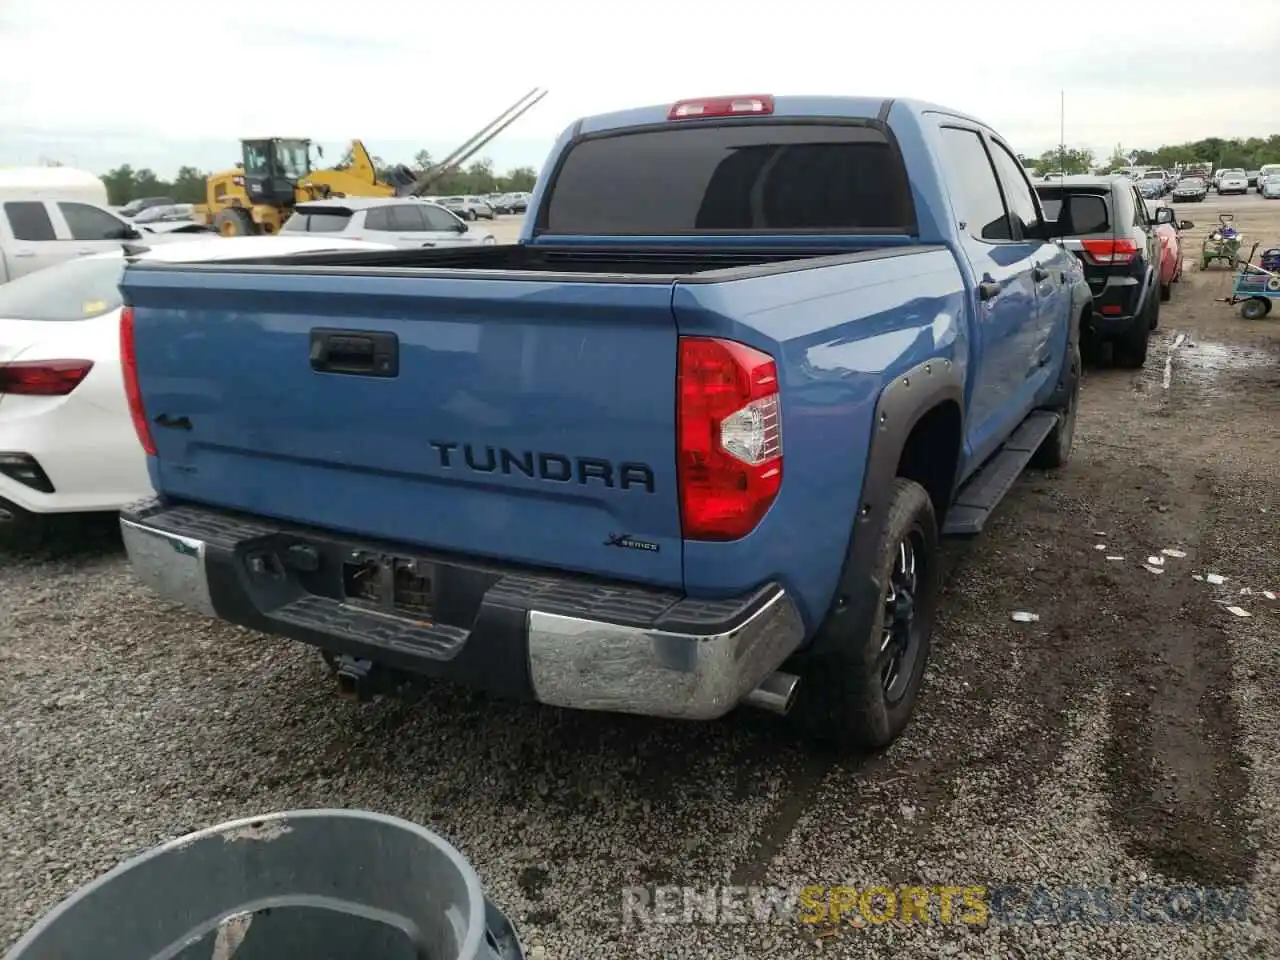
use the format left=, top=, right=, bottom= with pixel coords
left=1153, top=207, right=1174, bottom=225
left=1178, top=220, right=1194, bottom=231
left=454, top=220, right=467, bottom=233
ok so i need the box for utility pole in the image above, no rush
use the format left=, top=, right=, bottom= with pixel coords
left=1059, top=90, right=1066, bottom=176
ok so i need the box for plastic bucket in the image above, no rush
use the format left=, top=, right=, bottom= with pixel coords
left=4, top=810, right=523, bottom=960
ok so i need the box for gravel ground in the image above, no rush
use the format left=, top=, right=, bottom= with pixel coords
left=2, top=196, right=1279, bottom=958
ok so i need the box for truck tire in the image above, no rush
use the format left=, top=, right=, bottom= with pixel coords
left=213, top=208, right=256, bottom=237
left=1148, top=288, right=1161, bottom=329
left=1032, top=337, right=1080, bottom=470
left=790, top=478, right=939, bottom=751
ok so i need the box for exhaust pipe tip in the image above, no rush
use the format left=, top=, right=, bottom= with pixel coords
left=742, top=671, right=800, bottom=716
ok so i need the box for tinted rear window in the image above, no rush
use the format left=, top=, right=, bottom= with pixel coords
left=283, top=211, right=351, bottom=232
left=0, top=256, right=123, bottom=321
left=542, top=122, right=915, bottom=235
left=1037, top=189, right=1110, bottom=235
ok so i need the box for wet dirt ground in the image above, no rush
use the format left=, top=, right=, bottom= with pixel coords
left=1, top=199, right=1278, bottom=959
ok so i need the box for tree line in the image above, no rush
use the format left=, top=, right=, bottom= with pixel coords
left=77, top=130, right=1280, bottom=202
left=1020, top=133, right=1280, bottom=176
left=98, top=150, right=539, bottom=206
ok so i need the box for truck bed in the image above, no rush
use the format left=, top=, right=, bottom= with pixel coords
left=120, top=242, right=949, bottom=594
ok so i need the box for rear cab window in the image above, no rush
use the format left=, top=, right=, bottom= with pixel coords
left=284, top=210, right=352, bottom=233
left=539, top=121, right=916, bottom=235
left=0, top=255, right=123, bottom=320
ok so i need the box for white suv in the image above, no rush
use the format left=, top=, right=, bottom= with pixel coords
left=283, top=197, right=498, bottom=246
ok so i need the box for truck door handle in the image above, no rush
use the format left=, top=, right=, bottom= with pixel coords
left=154, top=413, right=192, bottom=430
left=309, top=328, right=399, bottom=378
left=1032, top=265, right=1050, bottom=282
left=978, top=280, right=1002, bottom=301
left=13, top=250, right=34, bottom=258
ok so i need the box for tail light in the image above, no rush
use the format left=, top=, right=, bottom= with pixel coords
left=669, top=95, right=774, bottom=120
left=119, top=306, right=156, bottom=455
left=1080, top=238, right=1138, bottom=264
left=0, top=360, right=94, bottom=396
left=677, top=337, right=782, bottom=541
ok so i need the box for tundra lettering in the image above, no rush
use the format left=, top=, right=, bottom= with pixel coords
left=429, top=440, right=656, bottom=492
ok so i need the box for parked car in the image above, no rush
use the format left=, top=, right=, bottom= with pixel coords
left=1257, top=164, right=1280, bottom=199
left=489, top=193, right=528, bottom=214
left=1171, top=177, right=1208, bottom=202
left=1246, top=170, right=1260, bottom=188
left=0, top=198, right=200, bottom=284
left=133, top=203, right=194, bottom=224
left=1150, top=207, right=1194, bottom=301
left=0, top=235, right=394, bottom=542
left=1138, top=178, right=1164, bottom=199
left=117, top=196, right=175, bottom=219
left=1139, top=170, right=1169, bottom=196
left=437, top=196, right=495, bottom=221
left=1218, top=170, right=1249, bottom=195
left=1035, top=176, right=1162, bottom=367
left=282, top=197, right=497, bottom=247
left=116, top=93, right=1089, bottom=751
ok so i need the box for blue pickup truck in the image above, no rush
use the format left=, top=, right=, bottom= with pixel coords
left=117, top=94, right=1090, bottom=750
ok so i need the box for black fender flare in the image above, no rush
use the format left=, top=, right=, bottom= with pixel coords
left=797, top=355, right=965, bottom=661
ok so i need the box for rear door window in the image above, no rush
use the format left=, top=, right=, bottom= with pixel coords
left=4, top=201, right=57, bottom=241
left=283, top=211, right=351, bottom=232
left=364, top=207, right=393, bottom=231
left=0, top=255, right=123, bottom=320
left=543, top=121, right=916, bottom=234
left=390, top=205, right=427, bottom=231
left=938, top=127, right=1011, bottom=241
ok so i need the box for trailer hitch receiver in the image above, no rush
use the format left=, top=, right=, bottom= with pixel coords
left=335, top=655, right=374, bottom=701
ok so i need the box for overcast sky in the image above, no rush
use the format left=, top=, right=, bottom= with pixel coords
left=3, top=0, right=1278, bottom=178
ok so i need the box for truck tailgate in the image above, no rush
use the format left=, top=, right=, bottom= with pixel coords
left=121, top=268, right=683, bottom=587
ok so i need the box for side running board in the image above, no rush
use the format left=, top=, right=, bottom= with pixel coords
left=942, top=411, right=1060, bottom=536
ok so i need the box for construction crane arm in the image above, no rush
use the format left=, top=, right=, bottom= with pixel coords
left=409, top=88, right=547, bottom=196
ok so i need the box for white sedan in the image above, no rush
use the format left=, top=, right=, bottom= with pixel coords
left=0, top=234, right=391, bottom=540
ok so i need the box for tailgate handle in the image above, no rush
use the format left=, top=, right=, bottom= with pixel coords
left=310, top=328, right=399, bottom=378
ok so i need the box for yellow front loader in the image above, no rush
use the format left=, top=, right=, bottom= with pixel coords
left=192, top=139, right=417, bottom=236
left=192, top=88, right=548, bottom=237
